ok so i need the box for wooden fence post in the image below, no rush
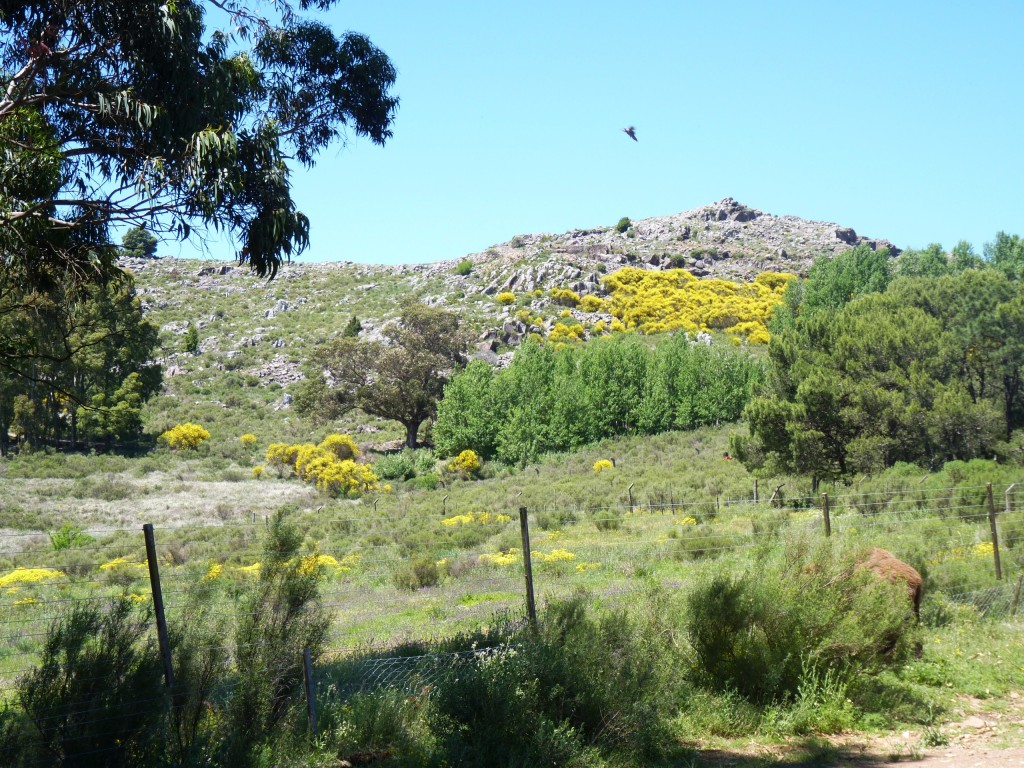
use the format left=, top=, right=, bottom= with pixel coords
left=143, top=523, right=174, bottom=689
left=753, top=479, right=758, bottom=505
left=519, top=507, right=537, bottom=628
left=1010, top=573, right=1023, bottom=617
left=987, top=483, right=1003, bottom=581
left=442, top=495, right=449, bottom=517
left=627, top=483, right=634, bottom=512
left=303, top=648, right=318, bottom=738
left=821, top=493, right=831, bottom=538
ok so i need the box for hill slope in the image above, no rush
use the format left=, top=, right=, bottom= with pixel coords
left=124, top=198, right=895, bottom=443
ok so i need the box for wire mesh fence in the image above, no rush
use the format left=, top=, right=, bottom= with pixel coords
left=2, top=480, right=1023, bottom=702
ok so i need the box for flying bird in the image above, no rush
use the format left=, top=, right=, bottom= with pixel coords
left=623, top=126, right=637, bottom=142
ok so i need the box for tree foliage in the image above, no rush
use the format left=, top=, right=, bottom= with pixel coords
left=736, top=257, right=1024, bottom=484
left=120, top=226, right=158, bottom=258
left=434, top=334, right=763, bottom=465
left=0, top=274, right=160, bottom=453
left=0, top=0, right=398, bottom=289
left=297, top=302, right=471, bottom=448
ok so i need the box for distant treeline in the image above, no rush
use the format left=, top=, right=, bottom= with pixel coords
left=433, top=334, right=763, bottom=465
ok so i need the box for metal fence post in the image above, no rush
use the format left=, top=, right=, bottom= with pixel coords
left=143, top=523, right=174, bottom=689
left=518, top=507, right=537, bottom=628
left=987, top=483, right=1003, bottom=581
left=822, top=493, right=831, bottom=538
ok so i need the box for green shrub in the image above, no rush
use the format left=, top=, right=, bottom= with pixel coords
left=615, top=217, right=631, bottom=234
left=592, top=509, right=622, bottom=531
left=455, top=259, right=473, bottom=276
left=393, top=558, right=440, bottom=590
left=319, top=690, right=433, bottom=766
left=220, top=512, right=332, bottom=763
left=48, top=524, right=95, bottom=551
left=373, top=451, right=416, bottom=480
left=6, top=598, right=166, bottom=768
left=684, top=541, right=916, bottom=703
left=412, top=449, right=436, bottom=476
left=414, top=472, right=439, bottom=491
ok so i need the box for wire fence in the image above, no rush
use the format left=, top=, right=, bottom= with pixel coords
left=1, top=480, right=1023, bottom=743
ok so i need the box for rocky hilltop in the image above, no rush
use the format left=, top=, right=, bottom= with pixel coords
left=122, top=198, right=896, bottom=393
left=457, top=197, right=898, bottom=298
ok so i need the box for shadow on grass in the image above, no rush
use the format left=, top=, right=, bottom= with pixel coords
left=663, top=737, right=913, bottom=767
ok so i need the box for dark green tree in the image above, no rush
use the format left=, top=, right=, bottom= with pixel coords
left=299, top=303, right=471, bottom=448
left=0, top=275, right=161, bottom=452
left=736, top=290, right=1005, bottom=485
left=342, top=315, right=363, bottom=338
left=985, top=231, right=1024, bottom=282
left=800, top=244, right=893, bottom=315
left=0, top=0, right=398, bottom=290
left=182, top=323, right=200, bottom=354
left=120, top=226, right=158, bottom=258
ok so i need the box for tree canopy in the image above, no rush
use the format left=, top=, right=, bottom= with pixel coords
left=0, top=0, right=398, bottom=290
left=735, top=262, right=1024, bottom=485
left=297, top=303, right=471, bottom=449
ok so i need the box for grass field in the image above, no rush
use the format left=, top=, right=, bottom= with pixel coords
left=2, top=425, right=1023, bottom=766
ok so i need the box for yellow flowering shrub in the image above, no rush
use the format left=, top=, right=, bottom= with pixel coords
left=441, top=511, right=511, bottom=526
left=536, top=548, right=575, bottom=563
left=496, top=291, right=516, bottom=305
left=203, top=563, right=224, bottom=582
left=99, top=557, right=146, bottom=572
left=309, top=457, right=379, bottom=497
left=159, top=422, right=211, bottom=450
left=548, top=322, right=584, bottom=343
left=319, top=433, right=360, bottom=460
left=252, top=465, right=264, bottom=479
left=266, top=442, right=301, bottom=469
left=593, top=459, right=613, bottom=473
left=0, top=567, right=65, bottom=588
left=240, top=433, right=258, bottom=446
left=448, top=449, right=482, bottom=479
left=592, top=320, right=607, bottom=334
left=13, top=597, right=40, bottom=606
left=267, top=439, right=377, bottom=497
left=479, top=550, right=520, bottom=567
left=578, top=294, right=604, bottom=313
left=678, top=516, right=698, bottom=526
left=610, top=318, right=626, bottom=333
left=601, top=267, right=795, bottom=342
left=549, top=288, right=580, bottom=307
left=235, top=563, right=262, bottom=576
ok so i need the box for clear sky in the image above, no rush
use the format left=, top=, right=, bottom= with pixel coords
left=176, top=0, right=1023, bottom=265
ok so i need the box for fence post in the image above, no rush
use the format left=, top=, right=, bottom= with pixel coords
left=753, top=479, right=758, bottom=505
left=518, top=507, right=537, bottom=629
left=442, top=495, right=449, bottom=517
left=987, top=483, right=1003, bottom=581
left=143, top=523, right=174, bottom=689
left=627, top=483, right=634, bottom=512
left=821, top=493, right=831, bottom=538
left=1010, top=573, right=1023, bottom=617
left=303, top=648, right=318, bottom=738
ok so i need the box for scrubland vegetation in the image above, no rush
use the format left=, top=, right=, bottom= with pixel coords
left=4, top=227, right=1024, bottom=765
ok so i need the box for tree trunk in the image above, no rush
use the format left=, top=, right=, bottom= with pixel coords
left=405, top=420, right=421, bottom=449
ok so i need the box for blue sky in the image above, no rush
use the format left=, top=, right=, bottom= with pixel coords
left=177, top=1, right=1023, bottom=265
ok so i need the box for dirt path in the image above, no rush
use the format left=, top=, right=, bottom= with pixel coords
left=691, top=696, right=1024, bottom=766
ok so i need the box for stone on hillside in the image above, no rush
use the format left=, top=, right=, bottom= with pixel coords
left=835, top=227, right=858, bottom=244
left=264, top=299, right=291, bottom=318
